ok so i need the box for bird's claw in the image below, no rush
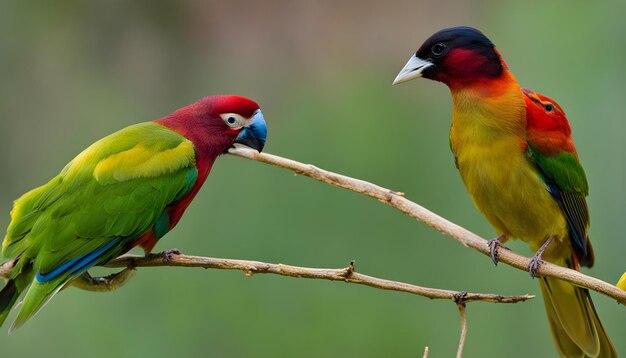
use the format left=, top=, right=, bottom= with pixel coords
left=146, top=249, right=181, bottom=263
left=487, top=235, right=507, bottom=266
left=161, top=249, right=181, bottom=263
left=71, top=268, right=136, bottom=292
left=487, top=239, right=501, bottom=266
left=527, top=256, right=542, bottom=278
left=526, top=236, right=554, bottom=279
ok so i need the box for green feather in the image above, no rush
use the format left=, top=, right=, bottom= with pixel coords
left=526, top=143, right=592, bottom=265
left=527, top=147, right=588, bottom=194
left=1, top=121, right=199, bottom=328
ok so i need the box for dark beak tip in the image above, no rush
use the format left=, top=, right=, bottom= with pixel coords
left=234, top=113, right=267, bottom=152
left=234, top=133, right=265, bottom=152
left=248, top=139, right=265, bottom=153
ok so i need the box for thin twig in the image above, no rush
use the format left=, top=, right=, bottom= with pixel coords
left=456, top=303, right=467, bottom=358
left=422, top=346, right=429, bottom=358
left=0, top=254, right=533, bottom=303
left=227, top=145, right=626, bottom=304
left=116, top=254, right=532, bottom=303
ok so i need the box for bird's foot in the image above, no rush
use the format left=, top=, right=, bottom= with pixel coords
left=146, top=248, right=182, bottom=263
left=527, top=236, right=555, bottom=279
left=527, top=256, right=542, bottom=279
left=71, top=268, right=136, bottom=292
left=487, top=234, right=507, bottom=266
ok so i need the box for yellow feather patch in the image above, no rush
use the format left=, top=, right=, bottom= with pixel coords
left=93, top=141, right=195, bottom=184
left=617, top=272, right=626, bottom=291
left=450, top=77, right=571, bottom=261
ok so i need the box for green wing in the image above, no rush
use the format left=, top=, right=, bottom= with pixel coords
left=2, top=122, right=198, bottom=329
left=526, top=144, right=593, bottom=266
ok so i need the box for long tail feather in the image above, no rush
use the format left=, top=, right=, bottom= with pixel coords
left=0, top=279, right=20, bottom=327
left=540, top=277, right=617, bottom=357
left=0, top=259, right=35, bottom=329
left=8, top=237, right=126, bottom=331
left=9, top=280, right=65, bottom=332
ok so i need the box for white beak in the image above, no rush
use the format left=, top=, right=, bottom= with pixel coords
left=393, top=55, right=433, bottom=85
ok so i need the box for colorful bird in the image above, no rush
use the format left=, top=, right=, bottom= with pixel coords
left=393, top=26, right=616, bottom=357
left=0, top=95, right=267, bottom=331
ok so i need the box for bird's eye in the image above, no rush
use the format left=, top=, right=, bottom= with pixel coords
left=544, top=104, right=554, bottom=112
left=220, top=113, right=245, bottom=128
left=431, top=42, right=446, bottom=57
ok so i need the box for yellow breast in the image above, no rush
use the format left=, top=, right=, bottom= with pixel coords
left=449, top=79, right=568, bottom=256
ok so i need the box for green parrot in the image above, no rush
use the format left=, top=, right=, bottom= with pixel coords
left=0, top=95, right=267, bottom=331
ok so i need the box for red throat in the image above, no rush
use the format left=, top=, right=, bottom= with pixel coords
left=441, top=48, right=507, bottom=90
left=137, top=95, right=260, bottom=252
left=136, top=154, right=215, bottom=253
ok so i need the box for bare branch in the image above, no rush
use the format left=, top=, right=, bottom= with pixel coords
left=456, top=302, right=467, bottom=358
left=227, top=145, right=626, bottom=304
left=108, top=254, right=532, bottom=303
left=0, top=254, right=532, bottom=304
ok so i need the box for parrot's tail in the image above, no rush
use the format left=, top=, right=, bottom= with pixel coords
left=539, top=276, right=617, bottom=357
left=0, top=279, right=20, bottom=328
left=10, top=279, right=65, bottom=332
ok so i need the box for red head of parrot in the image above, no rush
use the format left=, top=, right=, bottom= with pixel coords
left=156, top=95, right=267, bottom=155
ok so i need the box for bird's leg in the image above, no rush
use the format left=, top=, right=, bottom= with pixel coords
left=487, top=234, right=508, bottom=266
left=69, top=268, right=136, bottom=292
left=145, top=248, right=181, bottom=263
left=527, top=236, right=555, bottom=278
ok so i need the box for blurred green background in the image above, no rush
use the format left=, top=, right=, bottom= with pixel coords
left=1, top=1, right=625, bottom=356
